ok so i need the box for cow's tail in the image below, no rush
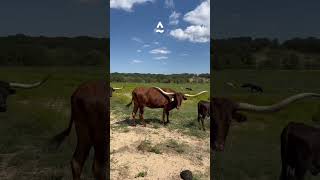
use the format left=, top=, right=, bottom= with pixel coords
left=49, top=108, right=74, bottom=149
left=126, top=97, right=133, bottom=108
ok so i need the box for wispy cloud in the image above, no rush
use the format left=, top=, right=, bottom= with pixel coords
left=179, top=53, right=189, bottom=56
left=153, top=56, right=168, bottom=60
left=131, top=59, right=143, bottom=64
left=149, top=47, right=171, bottom=55
left=142, top=44, right=150, bottom=48
left=137, top=49, right=142, bottom=53
left=164, top=0, right=174, bottom=9
left=153, top=41, right=160, bottom=45
left=169, top=11, right=181, bottom=25
left=111, top=0, right=154, bottom=12
left=170, top=0, right=210, bottom=43
left=131, top=37, right=143, bottom=43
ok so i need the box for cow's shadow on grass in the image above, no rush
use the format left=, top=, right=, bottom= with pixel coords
left=115, top=117, right=165, bottom=126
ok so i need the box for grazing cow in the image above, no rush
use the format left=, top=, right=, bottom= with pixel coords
left=280, top=122, right=320, bottom=180
left=197, top=100, right=210, bottom=131
left=185, top=87, right=193, bottom=91
left=126, top=87, right=207, bottom=126
left=241, top=83, right=263, bottom=93
left=110, top=86, right=123, bottom=97
left=180, top=170, right=193, bottom=180
left=51, top=80, right=108, bottom=180
left=0, top=76, right=49, bottom=112
left=211, top=93, right=320, bottom=151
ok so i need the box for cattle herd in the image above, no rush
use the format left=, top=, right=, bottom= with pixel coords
left=2, top=77, right=320, bottom=180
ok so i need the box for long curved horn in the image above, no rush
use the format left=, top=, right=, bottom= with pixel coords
left=184, top=91, right=208, bottom=97
left=9, top=75, right=50, bottom=89
left=113, top=86, right=123, bottom=90
left=237, top=93, right=320, bottom=112
left=153, top=86, right=175, bottom=95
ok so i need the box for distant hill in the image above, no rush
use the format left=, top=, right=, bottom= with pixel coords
left=0, top=34, right=108, bottom=66
left=111, top=72, right=210, bottom=83
left=212, top=37, right=320, bottom=70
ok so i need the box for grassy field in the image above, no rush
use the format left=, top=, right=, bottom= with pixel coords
left=110, top=82, right=210, bottom=138
left=110, top=82, right=210, bottom=179
left=0, top=67, right=105, bottom=180
left=212, top=70, right=320, bottom=180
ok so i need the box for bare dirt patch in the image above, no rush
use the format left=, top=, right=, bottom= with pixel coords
left=110, top=112, right=210, bottom=180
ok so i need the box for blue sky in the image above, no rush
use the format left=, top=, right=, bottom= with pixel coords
left=110, top=0, right=210, bottom=74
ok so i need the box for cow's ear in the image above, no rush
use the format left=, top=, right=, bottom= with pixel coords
left=9, top=89, right=16, bottom=94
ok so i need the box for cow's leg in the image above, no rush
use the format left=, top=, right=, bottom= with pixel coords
left=162, top=109, right=166, bottom=125
left=201, top=116, right=205, bottom=131
left=131, top=104, right=138, bottom=126
left=71, top=125, right=91, bottom=180
left=92, top=144, right=106, bottom=180
left=139, top=106, right=145, bottom=127
left=166, top=111, right=170, bottom=124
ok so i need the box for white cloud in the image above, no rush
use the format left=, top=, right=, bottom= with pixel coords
left=149, top=47, right=171, bottom=55
left=170, top=25, right=210, bottom=43
left=110, top=0, right=153, bottom=12
left=137, top=49, right=142, bottom=53
left=169, top=0, right=210, bottom=43
left=153, top=41, right=159, bottom=45
left=169, top=11, right=181, bottom=25
left=153, top=56, right=168, bottom=60
left=183, top=0, right=210, bottom=26
left=131, top=37, right=143, bottom=43
left=164, top=0, right=174, bottom=9
left=131, top=59, right=143, bottom=64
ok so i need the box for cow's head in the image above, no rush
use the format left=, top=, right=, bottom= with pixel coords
left=153, top=87, right=207, bottom=110
left=211, top=98, right=247, bottom=151
left=211, top=93, right=320, bottom=152
left=172, top=92, right=187, bottom=109
left=110, top=86, right=123, bottom=97
left=0, top=82, right=16, bottom=112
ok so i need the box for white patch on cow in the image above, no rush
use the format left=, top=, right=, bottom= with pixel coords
left=171, top=97, right=174, bottom=102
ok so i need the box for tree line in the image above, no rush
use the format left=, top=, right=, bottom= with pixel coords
left=212, top=37, right=320, bottom=70
left=111, top=73, right=210, bottom=83
left=0, top=34, right=108, bottom=66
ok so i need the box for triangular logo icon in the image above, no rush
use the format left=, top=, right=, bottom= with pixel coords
left=157, top=21, right=164, bottom=29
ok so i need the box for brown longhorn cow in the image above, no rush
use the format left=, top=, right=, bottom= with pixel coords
left=126, top=87, right=207, bottom=126
left=211, top=93, right=320, bottom=151
left=51, top=80, right=109, bottom=180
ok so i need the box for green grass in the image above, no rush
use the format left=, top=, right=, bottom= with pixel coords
left=110, top=82, right=210, bottom=138
left=212, top=70, right=320, bottom=180
left=135, top=171, right=147, bottom=178
left=0, top=66, right=104, bottom=179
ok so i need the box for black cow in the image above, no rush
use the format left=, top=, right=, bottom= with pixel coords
left=280, top=122, right=320, bottom=180
left=0, top=76, right=49, bottom=112
left=241, top=83, right=263, bottom=93
left=197, top=100, right=210, bottom=131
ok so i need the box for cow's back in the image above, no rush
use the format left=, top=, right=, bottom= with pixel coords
left=71, top=80, right=107, bottom=137
left=132, top=87, right=175, bottom=108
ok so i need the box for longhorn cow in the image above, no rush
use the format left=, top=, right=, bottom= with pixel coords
left=0, top=76, right=50, bottom=112
left=126, top=87, right=207, bottom=126
left=51, top=80, right=109, bottom=180
left=211, top=93, right=320, bottom=151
